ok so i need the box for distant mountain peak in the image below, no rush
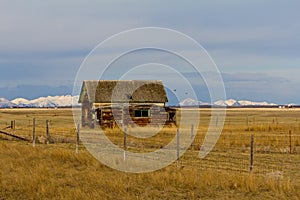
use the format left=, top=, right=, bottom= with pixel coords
left=214, top=99, right=240, bottom=107
left=0, top=97, right=16, bottom=108
left=180, top=98, right=278, bottom=107
left=179, top=98, right=210, bottom=106
left=11, top=98, right=30, bottom=105
left=0, top=95, right=79, bottom=108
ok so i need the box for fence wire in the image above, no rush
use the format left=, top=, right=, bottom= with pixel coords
left=0, top=108, right=299, bottom=180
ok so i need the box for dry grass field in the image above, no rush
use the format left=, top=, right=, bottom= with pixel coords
left=0, top=108, right=300, bottom=199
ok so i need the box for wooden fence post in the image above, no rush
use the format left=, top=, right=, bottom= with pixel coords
left=250, top=134, right=254, bottom=174
left=124, top=126, right=127, bottom=161
left=191, top=124, right=194, bottom=149
left=12, top=120, right=16, bottom=134
left=76, top=124, right=80, bottom=153
left=46, top=120, right=50, bottom=144
left=289, top=130, right=292, bottom=154
left=94, top=112, right=97, bottom=129
left=177, top=128, right=180, bottom=167
left=32, top=118, right=36, bottom=147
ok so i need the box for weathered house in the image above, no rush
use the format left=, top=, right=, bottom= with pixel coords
left=78, top=80, right=176, bottom=128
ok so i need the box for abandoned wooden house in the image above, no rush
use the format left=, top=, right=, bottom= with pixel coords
left=78, top=80, right=176, bottom=128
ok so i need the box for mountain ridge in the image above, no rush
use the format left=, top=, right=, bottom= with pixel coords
left=179, top=98, right=279, bottom=107
left=0, top=95, right=79, bottom=108
left=0, top=96, right=296, bottom=108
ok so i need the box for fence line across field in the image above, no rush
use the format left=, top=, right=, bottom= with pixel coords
left=0, top=117, right=299, bottom=179
left=2, top=119, right=299, bottom=152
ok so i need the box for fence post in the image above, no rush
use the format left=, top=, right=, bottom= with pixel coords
left=32, top=118, right=36, bottom=147
left=76, top=124, right=80, bottom=154
left=46, top=120, right=50, bottom=144
left=289, top=130, right=292, bottom=154
left=177, top=128, right=180, bottom=167
left=94, top=110, right=98, bottom=129
left=124, top=126, right=127, bottom=161
left=191, top=124, right=194, bottom=149
left=250, top=134, right=254, bottom=174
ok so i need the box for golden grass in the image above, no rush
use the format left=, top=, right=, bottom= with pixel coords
left=0, top=108, right=300, bottom=199
left=0, top=141, right=299, bottom=200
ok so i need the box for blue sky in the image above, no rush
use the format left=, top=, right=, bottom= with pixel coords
left=0, top=0, right=299, bottom=104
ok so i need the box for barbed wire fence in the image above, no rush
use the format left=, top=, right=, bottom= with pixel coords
left=0, top=117, right=77, bottom=144
left=0, top=112, right=299, bottom=180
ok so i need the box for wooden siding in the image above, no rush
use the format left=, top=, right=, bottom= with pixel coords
left=81, top=93, right=93, bottom=127
left=94, top=105, right=172, bottom=128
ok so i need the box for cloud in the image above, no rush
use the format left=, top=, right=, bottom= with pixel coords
left=222, top=73, right=289, bottom=83
left=0, top=1, right=299, bottom=104
left=0, top=84, right=73, bottom=100
left=0, top=1, right=143, bottom=53
left=1, top=1, right=299, bottom=54
left=181, top=71, right=300, bottom=104
left=0, top=71, right=299, bottom=104
left=223, top=73, right=299, bottom=104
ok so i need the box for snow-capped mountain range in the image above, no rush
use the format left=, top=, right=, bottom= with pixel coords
left=0, top=97, right=16, bottom=108
left=0, top=96, right=292, bottom=108
left=179, top=98, right=278, bottom=107
left=0, top=95, right=79, bottom=108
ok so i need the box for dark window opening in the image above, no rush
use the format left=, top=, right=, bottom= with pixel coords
left=134, top=110, right=150, bottom=118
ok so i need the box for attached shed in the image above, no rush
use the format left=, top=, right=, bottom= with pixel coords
left=78, top=80, right=176, bottom=128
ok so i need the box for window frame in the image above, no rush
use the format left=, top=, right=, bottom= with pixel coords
left=134, top=109, right=150, bottom=118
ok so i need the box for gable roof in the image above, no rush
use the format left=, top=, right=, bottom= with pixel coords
left=79, top=80, right=168, bottom=103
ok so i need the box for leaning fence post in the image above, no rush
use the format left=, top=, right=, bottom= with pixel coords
left=250, top=134, right=254, bottom=174
left=32, top=118, right=36, bottom=147
left=124, top=126, right=127, bottom=161
left=76, top=124, right=80, bottom=154
left=46, top=120, right=50, bottom=144
left=177, top=128, right=180, bottom=167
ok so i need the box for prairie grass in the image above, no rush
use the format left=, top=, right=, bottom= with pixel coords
left=0, top=141, right=299, bottom=199
left=0, top=108, right=300, bottom=199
